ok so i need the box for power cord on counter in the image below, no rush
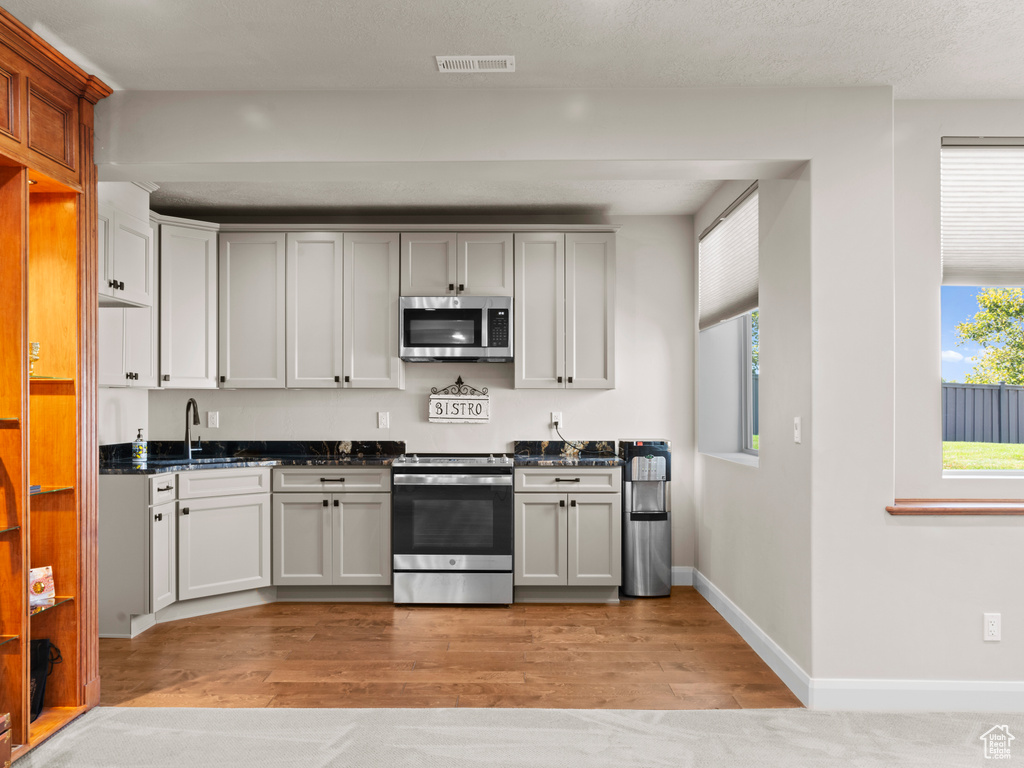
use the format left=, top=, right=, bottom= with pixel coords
left=553, top=421, right=617, bottom=457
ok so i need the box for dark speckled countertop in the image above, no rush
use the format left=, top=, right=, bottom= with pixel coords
left=100, top=440, right=405, bottom=475
left=513, top=440, right=623, bottom=467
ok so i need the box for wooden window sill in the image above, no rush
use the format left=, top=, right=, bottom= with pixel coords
left=887, top=499, right=1024, bottom=515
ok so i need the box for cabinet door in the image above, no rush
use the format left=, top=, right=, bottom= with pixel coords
left=160, top=223, right=218, bottom=388
left=98, top=203, right=114, bottom=301
left=110, top=208, right=154, bottom=307
left=457, top=232, right=514, bottom=296
left=514, top=233, right=565, bottom=388
left=124, top=303, right=158, bottom=388
left=286, top=232, right=344, bottom=388
left=272, top=493, right=332, bottom=585
left=565, top=233, right=616, bottom=389
left=400, top=232, right=456, bottom=296
left=150, top=500, right=177, bottom=612
left=343, top=232, right=403, bottom=389
left=333, top=493, right=391, bottom=585
left=219, top=232, right=286, bottom=387
left=177, top=492, right=271, bottom=600
left=567, top=493, right=621, bottom=587
left=513, top=493, right=568, bottom=586
left=98, top=307, right=126, bottom=387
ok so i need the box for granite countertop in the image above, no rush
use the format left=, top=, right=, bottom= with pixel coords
left=100, top=440, right=405, bottom=475
left=512, top=439, right=623, bottom=467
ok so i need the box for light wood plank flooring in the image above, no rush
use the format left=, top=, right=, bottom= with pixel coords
left=98, top=587, right=802, bottom=709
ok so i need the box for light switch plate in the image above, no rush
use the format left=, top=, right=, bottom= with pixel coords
left=793, top=416, right=801, bottom=444
left=378, top=411, right=389, bottom=429
left=207, top=411, right=219, bottom=428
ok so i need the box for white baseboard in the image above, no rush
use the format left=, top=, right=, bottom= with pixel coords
left=694, top=569, right=1024, bottom=711
left=810, top=678, right=1024, bottom=711
left=672, top=566, right=694, bottom=586
left=154, top=587, right=277, bottom=624
left=693, top=570, right=811, bottom=706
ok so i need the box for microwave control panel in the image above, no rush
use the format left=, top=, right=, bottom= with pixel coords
left=487, top=308, right=509, bottom=347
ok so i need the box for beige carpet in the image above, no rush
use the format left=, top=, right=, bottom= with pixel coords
left=18, top=707, right=1024, bottom=767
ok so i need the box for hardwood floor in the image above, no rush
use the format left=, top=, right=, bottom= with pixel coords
left=98, top=587, right=802, bottom=709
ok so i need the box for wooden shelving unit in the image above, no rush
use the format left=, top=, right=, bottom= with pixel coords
left=0, top=9, right=110, bottom=761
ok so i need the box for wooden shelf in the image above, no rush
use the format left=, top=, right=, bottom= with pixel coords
left=0, top=635, right=17, bottom=648
left=28, top=378, right=75, bottom=394
left=0, top=525, right=20, bottom=534
left=28, top=597, right=73, bottom=617
left=887, top=498, right=1024, bottom=515
left=17, top=705, right=90, bottom=760
left=28, top=486, right=74, bottom=497
left=0, top=417, right=18, bottom=428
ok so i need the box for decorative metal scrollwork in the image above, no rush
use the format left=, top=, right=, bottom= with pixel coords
left=430, top=376, right=488, bottom=397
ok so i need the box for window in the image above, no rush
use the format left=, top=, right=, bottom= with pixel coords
left=940, top=140, right=1024, bottom=471
left=698, top=183, right=759, bottom=458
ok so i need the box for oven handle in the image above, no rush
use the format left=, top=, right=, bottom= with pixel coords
left=393, top=473, right=513, bottom=486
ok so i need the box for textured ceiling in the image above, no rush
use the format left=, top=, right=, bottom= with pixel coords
left=7, top=0, right=1022, bottom=97
left=6, top=0, right=1021, bottom=216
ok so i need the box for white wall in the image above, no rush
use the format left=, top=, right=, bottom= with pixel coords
left=877, top=100, right=1024, bottom=682
left=695, top=170, right=815, bottom=674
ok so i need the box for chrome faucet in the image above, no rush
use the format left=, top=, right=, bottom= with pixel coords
left=185, top=398, right=202, bottom=460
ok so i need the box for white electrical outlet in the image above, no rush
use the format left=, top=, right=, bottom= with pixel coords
left=378, top=411, right=389, bottom=429
left=984, top=612, right=1001, bottom=642
left=793, top=416, right=802, bottom=444
left=207, top=411, right=219, bottom=428
left=551, top=411, right=563, bottom=428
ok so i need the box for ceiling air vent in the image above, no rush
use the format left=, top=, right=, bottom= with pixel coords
left=436, top=55, right=515, bottom=74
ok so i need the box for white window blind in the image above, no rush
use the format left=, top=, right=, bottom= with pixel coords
left=698, top=185, right=758, bottom=330
left=942, top=144, right=1024, bottom=286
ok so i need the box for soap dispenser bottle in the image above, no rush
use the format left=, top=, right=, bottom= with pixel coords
left=132, top=428, right=148, bottom=464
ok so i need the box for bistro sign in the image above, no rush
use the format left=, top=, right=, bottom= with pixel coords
left=428, top=376, right=490, bottom=424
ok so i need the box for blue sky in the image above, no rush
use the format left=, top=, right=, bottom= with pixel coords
left=941, top=286, right=988, bottom=382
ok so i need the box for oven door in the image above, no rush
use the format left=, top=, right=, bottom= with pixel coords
left=392, top=477, right=513, bottom=572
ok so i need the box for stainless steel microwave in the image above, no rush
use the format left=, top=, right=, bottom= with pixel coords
left=399, top=296, right=512, bottom=362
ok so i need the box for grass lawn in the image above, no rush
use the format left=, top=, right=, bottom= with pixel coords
left=943, top=441, right=1024, bottom=470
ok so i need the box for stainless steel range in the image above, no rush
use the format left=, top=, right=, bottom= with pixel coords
left=392, top=454, right=514, bottom=604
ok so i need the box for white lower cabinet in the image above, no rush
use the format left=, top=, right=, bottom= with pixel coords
left=99, top=473, right=179, bottom=637
left=150, top=499, right=177, bottom=613
left=272, top=492, right=391, bottom=586
left=514, top=468, right=622, bottom=587
left=178, top=492, right=272, bottom=600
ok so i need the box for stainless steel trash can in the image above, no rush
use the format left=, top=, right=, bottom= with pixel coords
left=620, top=439, right=671, bottom=597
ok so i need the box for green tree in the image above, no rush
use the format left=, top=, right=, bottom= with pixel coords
left=955, top=287, right=1024, bottom=384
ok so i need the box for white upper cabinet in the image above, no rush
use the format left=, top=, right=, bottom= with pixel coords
left=400, top=231, right=514, bottom=296
left=286, top=232, right=344, bottom=388
left=565, top=233, right=616, bottom=389
left=98, top=304, right=157, bottom=388
left=159, top=220, right=218, bottom=389
left=344, top=232, right=403, bottom=389
left=457, top=232, right=514, bottom=296
left=514, top=232, right=615, bottom=389
left=99, top=205, right=155, bottom=308
left=514, top=232, right=566, bottom=388
left=219, top=232, right=287, bottom=388
left=400, top=232, right=455, bottom=296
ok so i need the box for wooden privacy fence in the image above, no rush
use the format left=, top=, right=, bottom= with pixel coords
left=942, top=382, right=1024, bottom=443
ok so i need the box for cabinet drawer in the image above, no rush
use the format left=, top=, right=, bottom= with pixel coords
left=177, top=467, right=271, bottom=499
left=273, top=467, right=391, bottom=493
left=514, top=467, right=621, bottom=493
left=149, top=474, right=177, bottom=505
